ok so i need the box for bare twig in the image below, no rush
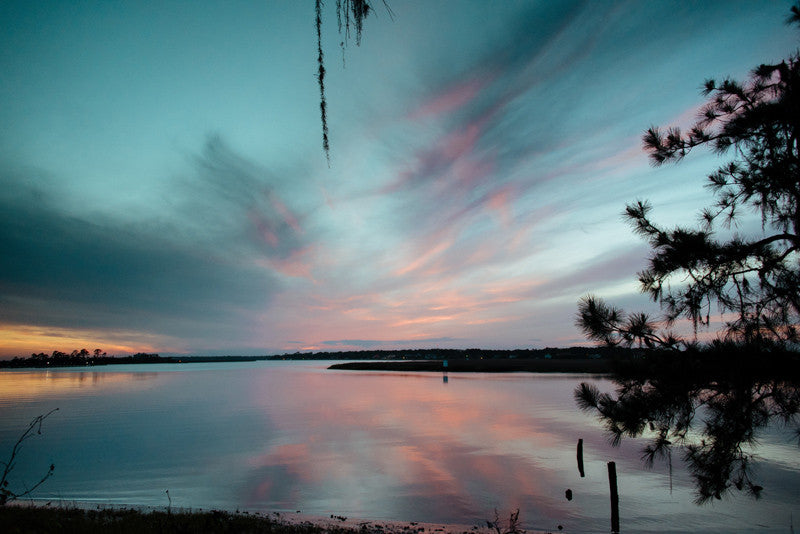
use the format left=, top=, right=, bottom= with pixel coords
left=0, top=408, right=58, bottom=505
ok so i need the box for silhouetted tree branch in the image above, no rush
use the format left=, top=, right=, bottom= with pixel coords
left=575, top=356, right=800, bottom=504
left=579, top=4, right=800, bottom=351
left=487, top=508, right=525, bottom=534
left=1, top=409, right=58, bottom=505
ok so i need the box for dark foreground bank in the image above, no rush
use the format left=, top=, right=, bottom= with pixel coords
left=328, top=358, right=611, bottom=373
left=1, top=506, right=285, bottom=534
left=0, top=505, right=463, bottom=534
left=0, top=505, right=534, bottom=534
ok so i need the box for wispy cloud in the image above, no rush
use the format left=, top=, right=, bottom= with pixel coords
left=0, top=136, right=316, bottom=354
left=321, top=337, right=457, bottom=349
left=0, top=1, right=794, bottom=355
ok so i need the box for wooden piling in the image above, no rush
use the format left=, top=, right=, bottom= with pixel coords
left=577, top=438, right=585, bottom=477
left=608, top=461, right=620, bottom=533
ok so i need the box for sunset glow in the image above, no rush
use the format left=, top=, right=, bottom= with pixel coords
left=1, top=1, right=795, bottom=356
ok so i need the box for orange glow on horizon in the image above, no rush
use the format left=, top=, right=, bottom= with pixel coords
left=0, top=323, right=179, bottom=359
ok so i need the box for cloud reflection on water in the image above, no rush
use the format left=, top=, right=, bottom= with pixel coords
left=1, top=363, right=797, bottom=532
left=241, top=370, right=622, bottom=524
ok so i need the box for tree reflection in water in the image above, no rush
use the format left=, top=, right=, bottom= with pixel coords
left=574, top=352, right=800, bottom=504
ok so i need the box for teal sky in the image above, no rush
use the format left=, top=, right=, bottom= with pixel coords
left=1, top=1, right=797, bottom=356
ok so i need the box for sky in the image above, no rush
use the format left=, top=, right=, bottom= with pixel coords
left=0, top=1, right=797, bottom=357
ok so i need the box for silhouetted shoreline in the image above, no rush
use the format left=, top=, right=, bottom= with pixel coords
left=0, top=346, right=633, bottom=369
left=0, top=353, right=180, bottom=369
left=0, top=504, right=509, bottom=534
left=328, top=358, right=612, bottom=373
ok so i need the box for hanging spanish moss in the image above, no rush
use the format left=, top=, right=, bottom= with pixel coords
left=315, top=0, right=330, bottom=165
left=315, top=0, right=392, bottom=164
left=336, top=0, right=371, bottom=47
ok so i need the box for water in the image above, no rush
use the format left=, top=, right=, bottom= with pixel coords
left=0, top=361, right=798, bottom=533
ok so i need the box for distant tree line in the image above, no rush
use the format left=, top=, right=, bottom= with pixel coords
left=0, top=350, right=175, bottom=368
left=1, top=347, right=653, bottom=369
left=265, top=346, right=644, bottom=361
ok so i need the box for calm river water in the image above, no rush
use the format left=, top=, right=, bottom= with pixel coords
left=0, top=361, right=797, bottom=533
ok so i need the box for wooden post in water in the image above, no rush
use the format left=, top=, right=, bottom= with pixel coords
left=577, top=438, right=585, bottom=477
left=608, top=461, right=620, bottom=534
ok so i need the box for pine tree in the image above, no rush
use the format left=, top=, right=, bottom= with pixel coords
left=578, top=6, right=800, bottom=351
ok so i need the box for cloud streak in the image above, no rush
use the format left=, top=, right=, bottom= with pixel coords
left=0, top=136, right=314, bottom=354
left=0, top=1, right=795, bottom=355
left=320, top=337, right=457, bottom=349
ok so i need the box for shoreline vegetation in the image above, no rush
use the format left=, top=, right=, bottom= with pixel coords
left=3, top=346, right=798, bottom=377
left=0, top=503, right=517, bottom=534
left=0, top=346, right=632, bottom=370
left=327, top=358, right=612, bottom=373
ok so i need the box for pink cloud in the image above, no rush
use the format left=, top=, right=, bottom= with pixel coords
left=256, top=247, right=316, bottom=280
left=394, top=236, right=455, bottom=276
left=246, top=189, right=304, bottom=253
left=249, top=210, right=280, bottom=247
left=486, top=185, right=514, bottom=228
left=268, top=192, right=303, bottom=235
left=385, top=107, right=495, bottom=196
left=409, top=77, right=489, bottom=120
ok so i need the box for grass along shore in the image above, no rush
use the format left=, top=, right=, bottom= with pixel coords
left=0, top=503, right=552, bottom=534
